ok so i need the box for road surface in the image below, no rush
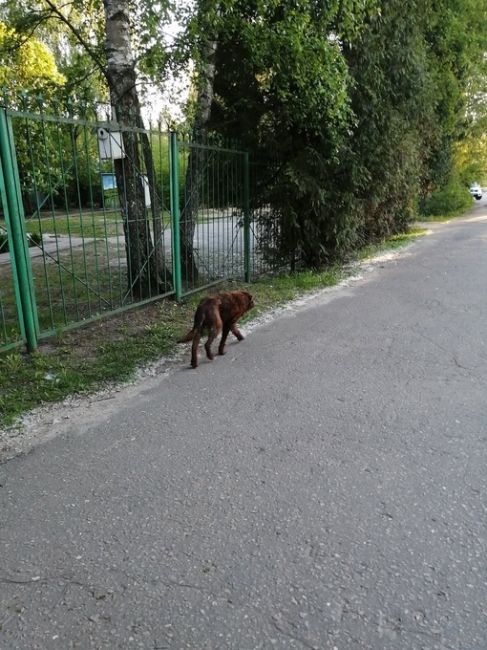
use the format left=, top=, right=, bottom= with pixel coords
left=1, top=199, right=487, bottom=649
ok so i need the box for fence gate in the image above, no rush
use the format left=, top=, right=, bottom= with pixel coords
left=172, top=133, right=251, bottom=299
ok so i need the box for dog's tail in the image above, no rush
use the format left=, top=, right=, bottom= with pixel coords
left=177, top=329, right=195, bottom=343
left=177, top=306, right=206, bottom=343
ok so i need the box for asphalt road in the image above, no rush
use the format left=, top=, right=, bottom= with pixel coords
left=1, top=200, right=487, bottom=649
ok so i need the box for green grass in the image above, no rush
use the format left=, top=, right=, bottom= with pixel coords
left=0, top=241, right=130, bottom=338
left=25, top=213, right=123, bottom=239
left=18, top=206, right=234, bottom=241
left=417, top=194, right=476, bottom=222
left=0, top=228, right=425, bottom=428
left=0, top=319, right=176, bottom=427
left=22, top=210, right=173, bottom=239
left=356, top=228, right=427, bottom=259
left=0, top=235, right=177, bottom=343
left=417, top=211, right=473, bottom=223
left=0, top=275, right=338, bottom=427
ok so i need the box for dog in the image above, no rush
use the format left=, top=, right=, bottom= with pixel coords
left=178, top=290, right=254, bottom=368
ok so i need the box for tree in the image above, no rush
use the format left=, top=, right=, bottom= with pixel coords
left=0, top=19, right=65, bottom=98
left=200, top=0, right=487, bottom=266
left=178, top=0, right=220, bottom=284
left=344, top=0, right=487, bottom=228
left=0, top=20, right=69, bottom=211
left=2, top=0, right=175, bottom=297
left=0, top=0, right=108, bottom=111
left=101, top=0, right=168, bottom=298
left=199, top=0, right=379, bottom=267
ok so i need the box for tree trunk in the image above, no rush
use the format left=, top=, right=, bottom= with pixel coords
left=137, top=116, right=172, bottom=292
left=102, top=0, right=168, bottom=298
left=180, top=29, right=218, bottom=284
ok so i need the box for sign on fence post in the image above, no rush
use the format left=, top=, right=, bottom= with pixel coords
left=97, top=127, right=124, bottom=160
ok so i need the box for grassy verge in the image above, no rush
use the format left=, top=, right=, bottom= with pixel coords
left=355, top=227, right=427, bottom=258
left=17, top=208, right=237, bottom=240
left=417, top=211, right=475, bottom=223
left=418, top=198, right=477, bottom=222
left=0, top=228, right=426, bottom=428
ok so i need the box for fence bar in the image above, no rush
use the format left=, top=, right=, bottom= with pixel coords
left=0, top=109, right=37, bottom=352
left=169, top=132, right=182, bottom=300
left=7, top=113, right=40, bottom=335
left=243, top=152, right=251, bottom=283
left=0, top=145, right=24, bottom=342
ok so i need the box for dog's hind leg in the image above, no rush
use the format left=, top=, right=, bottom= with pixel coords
left=204, top=327, right=218, bottom=360
left=191, top=334, right=201, bottom=368
left=231, top=323, right=244, bottom=341
left=218, top=323, right=231, bottom=355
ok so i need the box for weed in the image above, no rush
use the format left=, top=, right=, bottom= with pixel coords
left=1, top=353, right=23, bottom=372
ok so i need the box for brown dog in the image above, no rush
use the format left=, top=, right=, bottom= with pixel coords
left=178, top=290, right=254, bottom=368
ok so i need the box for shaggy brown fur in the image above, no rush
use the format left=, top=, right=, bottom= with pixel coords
left=178, top=290, right=254, bottom=368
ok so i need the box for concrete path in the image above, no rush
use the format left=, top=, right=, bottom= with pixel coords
left=1, top=200, right=487, bottom=649
left=0, top=235, right=87, bottom=267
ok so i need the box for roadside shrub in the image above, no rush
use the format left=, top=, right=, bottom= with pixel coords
left=421, top=177, right=472, bottom=217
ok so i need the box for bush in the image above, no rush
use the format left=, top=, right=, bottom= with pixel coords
left=420, top=177, right=472, bottom=217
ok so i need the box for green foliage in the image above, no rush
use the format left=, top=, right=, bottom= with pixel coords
left=194, top=0, right=487, bottom=267
left=11, top=109, right=104, bottom=215
left=0, top=20, right=65, bottom=98
left=1, top=1, right=108, bottom=111
left=420, top=176, right=473, bottom=217
left=201, top=0, right=379, bottom=267
left=150, top=134, right=187, bottom=207
left=1, top=0, right=484, bottom=275
left=455, top=129, right=487, bottom=188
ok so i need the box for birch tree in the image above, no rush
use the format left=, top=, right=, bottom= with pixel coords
left=102, top=0, right=169, bottom=298
left=5, top=0, right=172, bottom=297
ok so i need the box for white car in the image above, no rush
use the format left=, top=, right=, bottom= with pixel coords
left=469, top=183, right=483, bottom=200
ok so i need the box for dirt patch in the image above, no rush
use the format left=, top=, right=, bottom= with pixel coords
left=48, top=301, right=178, bottom=362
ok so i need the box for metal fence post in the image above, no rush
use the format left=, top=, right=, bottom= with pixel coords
left=169, top=132, right=182, bottom=300
left=0, top=109, right=38, bottom=352
left=0, top=150, right=25, bottom=343
left=243, top=151, right=251, bottom=283
left=6, top=113, right=40, bottom=336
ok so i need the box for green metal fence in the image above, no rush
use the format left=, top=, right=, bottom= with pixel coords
left=0, top=102, right=279, bottom=354
left=0, top=194, right=23, bottom=352
left=177, top=133, right=251, bottom=295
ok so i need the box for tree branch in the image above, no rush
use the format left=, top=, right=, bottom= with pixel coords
left=41, top=0, right=109, bottom=83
